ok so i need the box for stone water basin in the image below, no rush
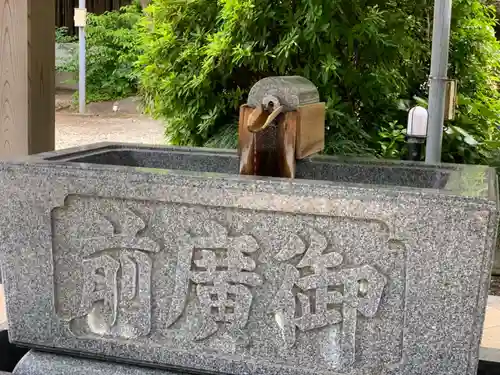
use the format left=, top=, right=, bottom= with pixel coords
left=0, top=142, right=496, bottom=375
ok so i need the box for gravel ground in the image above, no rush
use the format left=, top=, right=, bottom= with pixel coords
left=56, top=112, right=165, bottom=149
left=55, top=92, right=165, bottom=149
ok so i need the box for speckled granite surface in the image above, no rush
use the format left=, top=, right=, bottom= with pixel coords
left=13, top=351, right=173, bottom=375
left=0, top=143, right=497, bottom=375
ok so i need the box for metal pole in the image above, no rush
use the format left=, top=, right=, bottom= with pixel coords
left=425, top=0, right=452, bottom=164
left=78, top=0, right=86, bottom=114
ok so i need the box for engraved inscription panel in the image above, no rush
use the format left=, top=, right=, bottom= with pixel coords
left=51, top=195, right=407, bottom=374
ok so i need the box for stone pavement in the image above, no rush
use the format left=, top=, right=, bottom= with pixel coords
left=481, top=296, right=500, bottom=359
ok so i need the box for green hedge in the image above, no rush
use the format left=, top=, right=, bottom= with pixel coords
left=134, top=0, right=500, bottom=164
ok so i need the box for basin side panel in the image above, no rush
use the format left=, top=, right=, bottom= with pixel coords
left=0, top=165, right=495, bottom=375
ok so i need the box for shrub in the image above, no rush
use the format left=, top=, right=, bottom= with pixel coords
left=138, top=0, right=420, bottom=152
left=65, top=2, right=143, bottom=103
left=55, top=27, right=76, bottom=43
left=137, top=0, right=500, bottom=164
left=443, top=0, right=500, bottom=165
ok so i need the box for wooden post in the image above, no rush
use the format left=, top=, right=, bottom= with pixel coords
left=0, top=0, right=55, bottom=158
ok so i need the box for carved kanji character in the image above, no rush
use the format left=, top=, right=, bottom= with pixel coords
left=270, top=228, right=386, bottom=366
left=74, top=206, right=160, bottom=338
left=167, top=221, right=262, bottom=343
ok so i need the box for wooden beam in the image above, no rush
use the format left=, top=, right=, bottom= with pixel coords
left=0, top=0, right=55, bottom=158
left=0, top=0, right=28, bottom=156
left=28, top=0, right=56, bottom=154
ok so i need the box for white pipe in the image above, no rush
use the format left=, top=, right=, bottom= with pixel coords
left=78, top=0, right=86, bottom=114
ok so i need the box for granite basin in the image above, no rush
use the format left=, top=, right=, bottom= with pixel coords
left=0, top=142, right=497, bottom=375
left=42, top=142, right=460, bottom=189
